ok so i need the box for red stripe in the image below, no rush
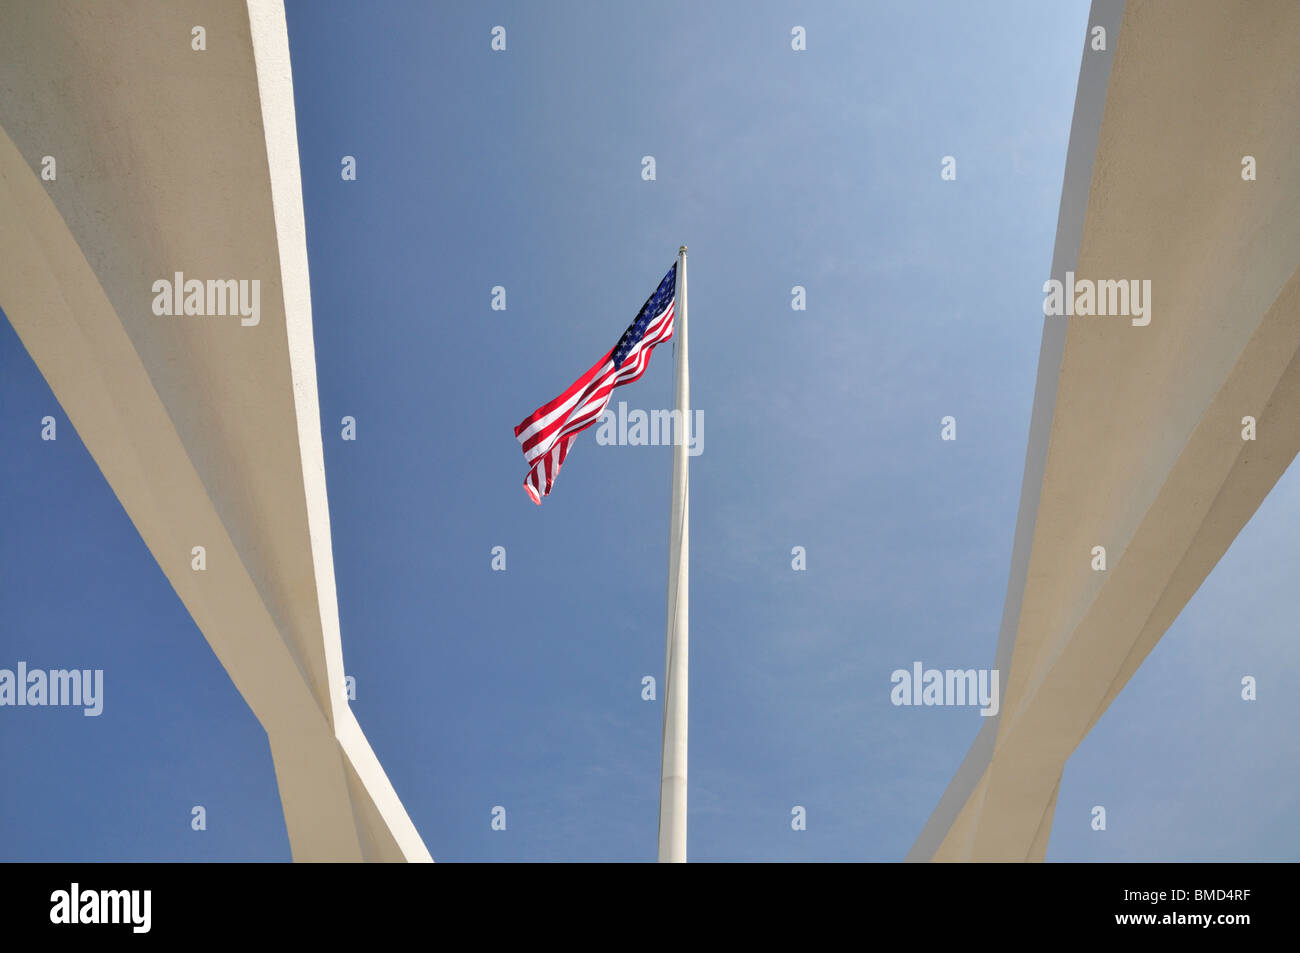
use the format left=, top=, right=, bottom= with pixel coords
left=517, top=301, right=674, bottom=463
left=514, top=349, right=615, bottom=438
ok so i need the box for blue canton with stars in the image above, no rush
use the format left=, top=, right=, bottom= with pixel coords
left=611, top=263, right=676, bottom=368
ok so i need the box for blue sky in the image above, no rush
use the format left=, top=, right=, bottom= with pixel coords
left=2, top=0, right=1296, bottom=862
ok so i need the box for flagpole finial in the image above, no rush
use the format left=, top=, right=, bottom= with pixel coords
left=679, top=245, right=687, bottom=254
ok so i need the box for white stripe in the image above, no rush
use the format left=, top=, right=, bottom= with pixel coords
left=516, top=300, right=673, bottom=445
left=523, top=364, right=620, bottom=465
left=515, top=358, right=616, bottom=445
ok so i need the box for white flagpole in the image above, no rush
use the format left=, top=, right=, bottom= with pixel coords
left=658, top=245, right=689, bottom=862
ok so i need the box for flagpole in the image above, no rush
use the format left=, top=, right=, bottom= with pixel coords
left=658, top=245, right=689, bottom=862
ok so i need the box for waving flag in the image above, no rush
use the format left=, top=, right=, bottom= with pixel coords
left=513, top=246, right=692, bottom=863
left=514, top=262, right=677, bottom=504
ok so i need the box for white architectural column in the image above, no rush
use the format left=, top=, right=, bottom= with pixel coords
left=0, top=1, right=430, bottom=862
left=911, top=0, right=1300, bottom=861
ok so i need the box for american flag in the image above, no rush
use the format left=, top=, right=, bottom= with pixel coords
left=514, top=262, right=678, bottom=504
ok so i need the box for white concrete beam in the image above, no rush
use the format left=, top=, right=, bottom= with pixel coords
left=0, top=0, right=430, bottom=862
left=911, top=0, right=1300, bottom=861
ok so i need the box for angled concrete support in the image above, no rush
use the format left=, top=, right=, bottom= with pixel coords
left=911, top=0, right=1300, bottom=861
left=0, top=0, right=431, bottom=861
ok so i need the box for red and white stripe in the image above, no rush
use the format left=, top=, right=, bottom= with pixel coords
left=514, top=299, right=675, bottom=504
